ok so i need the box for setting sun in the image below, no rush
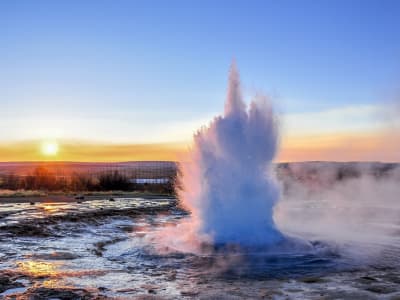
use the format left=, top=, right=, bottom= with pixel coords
left=41, top=142, right=59, bottom=156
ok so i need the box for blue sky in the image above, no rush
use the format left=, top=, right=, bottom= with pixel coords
left=0, top=1, right=399, bottom=149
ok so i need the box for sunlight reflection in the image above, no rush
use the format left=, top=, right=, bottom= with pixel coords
left=16, top=260, right=108, bottom=279
left=17, top=260, right=62, bottom=278
left=38, top=203, right=62, bottom=215
left=42, top=279, right=67, bottom=288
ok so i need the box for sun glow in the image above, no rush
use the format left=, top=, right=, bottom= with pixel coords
left=41, top=141, right=59, bottom=156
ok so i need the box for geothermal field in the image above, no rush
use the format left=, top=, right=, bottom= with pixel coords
left=0, top=165, right=399, bottom=299
left=0, top=68, right=399, bottom=299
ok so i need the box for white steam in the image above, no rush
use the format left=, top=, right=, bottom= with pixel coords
left=177, top=62, right=283, bottom=246
left=149, top=65, right=399, bottom=268
left=275, top=163, right=400, bottom=261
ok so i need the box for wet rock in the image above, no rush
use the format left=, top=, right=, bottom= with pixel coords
left=181, top=290, right=200, bottom=297
left=2, top=224, right=52, bottom=237
left=116, top=288, right=139, bottom=293
left=165, top=270, right=177, bottom=281
left=286, top=288, right=304, bottom=293
left=0, top=274, right=24, bottom=293
left=359, top=276, right=378, bottom=282
left=365, top=284, right=397, bottom=294
left=383, top=273, right=400, bottom=284
left=321, top=290, right=375, bottom=300
left=258, top=288, right=282, bottom=298
left=133, top=295, right=164, bottom=300
left=299, top=276, right=326, bottom=283
left=27, top=251, right=80, bottom=260
left=118, top=225, right=134, bottom=232
left=92, top=237, right=126, bottom=257
left=15, top=286, right=107, bottom=300
left=0, top=200, right=176, bottom=238
left=92, top=248, right=103, bottom=257
left=199, top=294, right=242, bottom=300
left=141, top=284, right=159, bottom=294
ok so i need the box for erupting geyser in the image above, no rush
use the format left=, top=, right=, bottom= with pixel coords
left=178, top=63, right=284, bottom=247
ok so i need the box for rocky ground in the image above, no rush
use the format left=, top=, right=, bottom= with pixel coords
left=0, top=198, right=399, bottom=299
left=1, top=267, right=400, bottom=299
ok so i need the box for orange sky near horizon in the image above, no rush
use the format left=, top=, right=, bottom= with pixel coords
left=0, top=129, right=398, bottom=163
left=278, top=130, right=400, bottom=162
left=0, top=140, right=186, bottom=162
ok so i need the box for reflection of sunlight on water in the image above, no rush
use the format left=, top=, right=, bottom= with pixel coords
left=42, top=278, right=66, bottom=288
left=16, top=260, right=108, bottom=280
left=41, top=205, right=59, bottom=214
left=17, top=260, right=61, bottom=278
left=38, top=203, right=68, bottom=215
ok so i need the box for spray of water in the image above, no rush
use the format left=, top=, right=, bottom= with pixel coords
left=176, top=62, right=283, bottom=247
left=145, top=64, right=400, bottom=279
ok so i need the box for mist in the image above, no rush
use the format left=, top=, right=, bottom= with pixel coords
left=275, top=162, right=400, bottom=262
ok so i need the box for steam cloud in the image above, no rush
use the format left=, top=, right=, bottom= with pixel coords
left=275, top=163, right=400, bottom=261
left=164, top=62, right=283, bottom=249
left=150, top=64, right=400, bottom=269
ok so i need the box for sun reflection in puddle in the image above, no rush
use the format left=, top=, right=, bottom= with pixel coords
left=17, top=260, right=61, bottom=278
left=16, top=260, right=108, bottom=279
left=41, top=278, right=67, bottom=288
left=38, top=203, right=64, bottom=214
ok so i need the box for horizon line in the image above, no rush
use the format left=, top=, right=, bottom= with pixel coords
left=0, top=160, right=398, bottom=164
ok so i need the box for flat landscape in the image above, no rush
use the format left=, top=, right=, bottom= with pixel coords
left=1, top=2, right=399, bottom=299
left=0, top=162, right=399, bottom=299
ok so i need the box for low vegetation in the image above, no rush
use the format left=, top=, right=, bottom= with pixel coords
left=0, top=166, right=175, bottom=195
